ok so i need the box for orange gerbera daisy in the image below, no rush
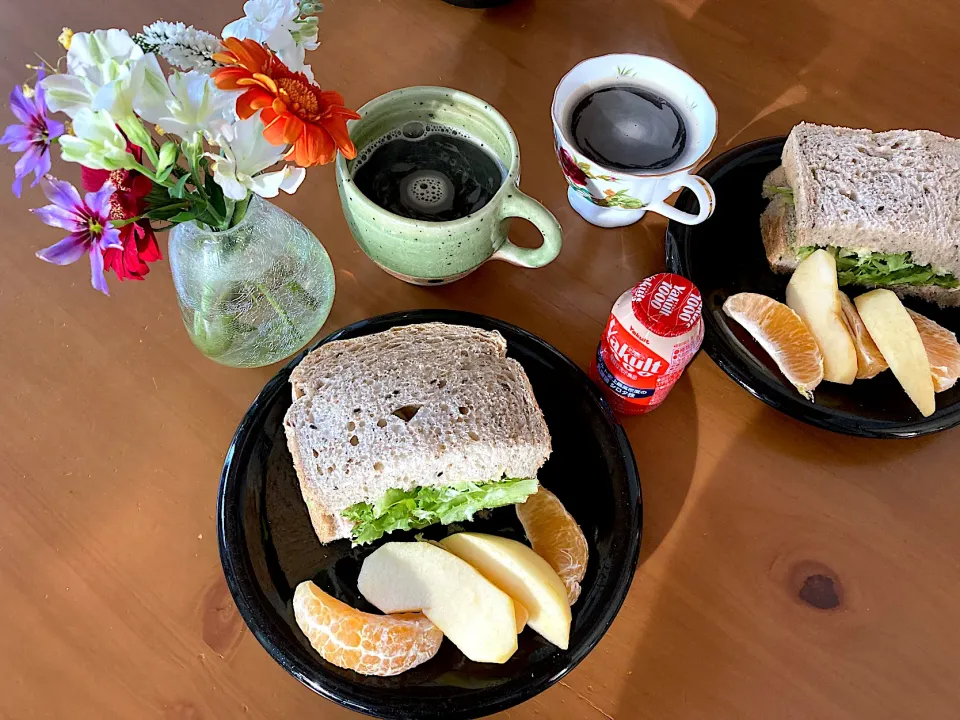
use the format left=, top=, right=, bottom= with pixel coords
left=211, top=38, right=361, bottom=167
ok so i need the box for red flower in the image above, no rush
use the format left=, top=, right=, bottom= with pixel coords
left=81, top=144, right=161, bottom=282
left=558, top=148, right=588, bottom=187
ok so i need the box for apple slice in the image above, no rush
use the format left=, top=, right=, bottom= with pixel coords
left=514, top=603, right=529, bottom=633
left=440, top=533, right=572, bottom=650
left=358, top=542, right=518, bottom=664
left=786, top=250, right=858, bottom=384
left=855, top=290, right=936, bottom=417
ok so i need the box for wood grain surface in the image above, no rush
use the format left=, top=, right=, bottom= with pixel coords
left=2, top=0, right=959, bottom=718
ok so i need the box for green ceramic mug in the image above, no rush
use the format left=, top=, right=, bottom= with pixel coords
left=335, top=87, right=563, bottom=285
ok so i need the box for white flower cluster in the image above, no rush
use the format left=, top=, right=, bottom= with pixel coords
left=222, top=0, right=320, bottom=80
left=135, top=21, right=223, bottom=72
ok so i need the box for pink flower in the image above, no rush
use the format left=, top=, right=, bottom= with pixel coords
left=32, top=176, right=123, bottom=295
left=1, top=69, right=64, bottom=197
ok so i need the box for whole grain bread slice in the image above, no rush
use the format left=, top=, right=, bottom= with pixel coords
left=759, top=190, right=960, bottom=307
left=283, top=323, right=552, bottom=543
left=782, top=122, right=960, bottom=278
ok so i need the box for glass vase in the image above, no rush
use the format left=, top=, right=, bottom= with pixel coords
left=168, top=195, right=335, bottom=368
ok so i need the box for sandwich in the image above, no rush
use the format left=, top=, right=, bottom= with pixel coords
left=283, top=322, right=552, bottom=545
left=760, top=122, right=960, bottom=307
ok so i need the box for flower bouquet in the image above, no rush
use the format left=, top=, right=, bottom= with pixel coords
left=2, top=1, right=359, bottom=367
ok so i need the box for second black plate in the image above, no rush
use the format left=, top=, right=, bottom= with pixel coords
left=218, top=310, right=642, bottom=719
left=666, top=137, right=960, bottom=438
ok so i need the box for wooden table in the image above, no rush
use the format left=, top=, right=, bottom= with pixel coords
left=2, top=0, right=959, bottom=717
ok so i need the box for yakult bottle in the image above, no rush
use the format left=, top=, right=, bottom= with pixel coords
left=591, top=273, right=704, bottom=415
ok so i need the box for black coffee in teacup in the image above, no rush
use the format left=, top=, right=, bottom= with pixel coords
left=353, top=123, right=505, bottom=222
left=569, top=85, right=687, bottom=171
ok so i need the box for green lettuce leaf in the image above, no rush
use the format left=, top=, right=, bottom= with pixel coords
left=764, top=184, right=794, bottom=201
left=342, top=477, right=539, bottom=545
left=797, top=246, right=959, bottom=289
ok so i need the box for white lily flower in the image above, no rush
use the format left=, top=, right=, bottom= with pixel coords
left=58, top=108, right=134, bottom=170
left=42, top=29, right=153, bottom=119
left=222, top=0, right=299, bottom=45
left=222, top=0, right=316, bottom=80
left=135, top=71, right=238, bottom=143
left=205, top=112, right=306, bottom=200
left=271, top=37, right=314, bottom=81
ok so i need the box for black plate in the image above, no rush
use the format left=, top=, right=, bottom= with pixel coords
left=218, top=310, right=642, bottom=719
left=666, top=137, right=960, bottom=438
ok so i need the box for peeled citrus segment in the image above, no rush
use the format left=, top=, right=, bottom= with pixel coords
left=293, top=581, right=443, bottom=677
left=723, top=292, right=824, bottom=400
left=907, top=309, right=960, bottom=392
left=516, top=488, right=588, bottom=606
left=839, top=292, right=888, bottom=379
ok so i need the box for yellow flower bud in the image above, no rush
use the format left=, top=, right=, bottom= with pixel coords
left=58, top=27, right=74, bottom=50
left=154, top=124, right=167, bottom=136
left=64, top=121, right=74, bottom=136
left=22, top=84, right=35, bottom=99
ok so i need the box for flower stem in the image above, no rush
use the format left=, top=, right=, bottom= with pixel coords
left=183, top=138, right=223, bottom=225
left=256, top=282, right=298, bottom=335
left=229, top=195, right=251, bottom=228
left=129, top=159, right=177, bottom=188
left=285, top=280, right=321, bottom=310
left=220, top=198, right=235, bottom=231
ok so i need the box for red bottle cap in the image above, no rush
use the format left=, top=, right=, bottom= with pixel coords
left=631, top=273, right=702, bottom=338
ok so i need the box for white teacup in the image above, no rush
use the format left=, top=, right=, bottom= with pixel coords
left=551, top=54, right=718, bottom=228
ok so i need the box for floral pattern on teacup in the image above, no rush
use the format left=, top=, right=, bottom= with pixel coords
left=555, top=145, right=645, bottom=209
left=570, top=184, right=646, bottom=209
left=558, top=148, right=589, bottom=187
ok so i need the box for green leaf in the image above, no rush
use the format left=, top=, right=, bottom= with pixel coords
left=144, top=201, right=190, bottom=221
left=341, top=478, right=539, bottom=545
left=155, top=142, right=178, bottom=182
left=764, top=184, right=794, bottom=200
left=171, top=173, right=191, bottom=200
left=145, top=183, right=172, bottom=207
left=798, top=246, right=959, bottom=289
left=168, top=208, right=202, bottom=224
left=204, top=171, right=226, bottom=218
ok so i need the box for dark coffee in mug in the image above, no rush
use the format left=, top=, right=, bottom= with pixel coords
left=569, top=85, right=687, bottom=171
left=353, top=123, right=505, bottom=222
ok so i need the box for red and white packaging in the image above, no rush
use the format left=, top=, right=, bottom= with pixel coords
left=590, top=273, right=704, bottom=415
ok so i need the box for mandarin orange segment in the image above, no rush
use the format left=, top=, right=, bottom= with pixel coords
left=839, top=292, right=888, bottom=379
left=293, top=581, right=443, bottom=677
left=907, top=309, right=960, bottom=392
left=516, top=488, right=588, bottom=606
left=723, top=292, right=824, bottom=400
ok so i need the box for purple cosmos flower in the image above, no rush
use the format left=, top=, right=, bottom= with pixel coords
left=33, top=176, right=123, bottom=295
left=1, top=69, right=65, bottom=197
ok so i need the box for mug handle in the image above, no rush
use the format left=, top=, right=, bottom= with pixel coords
left=491, top=190, right=563, bottom=268
left=646, top=175, right=716, bottom=225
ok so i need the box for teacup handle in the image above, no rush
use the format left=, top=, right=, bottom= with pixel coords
left=492, top=190, right=563, bottom=268
left=646, top=175, right=716, bottom=225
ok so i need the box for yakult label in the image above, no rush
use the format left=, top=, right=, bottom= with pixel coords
left=591, top=274, right=703, bottom=415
